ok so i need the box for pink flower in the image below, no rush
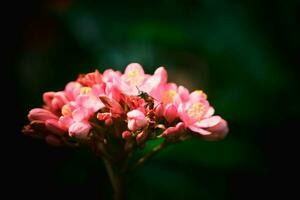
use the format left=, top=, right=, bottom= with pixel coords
left=127, top=109, right=148, bottom=131
left=179, top=90, right=226, bottom=136
left=24, top=63, right=228, bottom=149
left=139, top=67, right=168, bottom=100
left=121, top=63, right=148, bottom=95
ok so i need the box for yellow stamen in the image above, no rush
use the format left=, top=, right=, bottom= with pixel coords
left=187, top=102, right=204, bottom=119
left=62, top=104, right=72, bottom=116
left=127, top=70, right=139, bottom=79
left=126, top=69, right=144, bottom=86
left=195, top=90, right=207, bottom=99
left=162, top=90, right=177, bottom=104
left=80, top=87, right=92, bottom=95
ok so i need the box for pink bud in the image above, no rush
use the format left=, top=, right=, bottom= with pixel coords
left=99, top=95, right=124, bottom=116
left=127, top=110, right=148, bottom=131
left=28, top=108, right=58, bottom=121
left=45, top=119, right=66, bottom=135
left=162, top=122, right=185, bottom=136
left=136, top=131, right=148, bottom=145
left=68, top=121, right=91, bottom=139
left=122, top=131, right=132, bottom=139
left=51, top=92, right=68, bottom=110
left=164, top=104, right=178, bottom=123
left=105, top=118, right=113, bottom=126
left=155, top=103, right=164, bottom=117
left=45, top=135, right=62, bottom=146
left=43, top=92, right=55, bottom=106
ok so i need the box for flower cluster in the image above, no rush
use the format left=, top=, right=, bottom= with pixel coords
left=23, top=63, right=228, bottom=150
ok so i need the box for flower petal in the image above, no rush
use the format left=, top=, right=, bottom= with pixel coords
left=188, top=124, right=211, bottom=135
left=195, top=116, right=221, bottom=128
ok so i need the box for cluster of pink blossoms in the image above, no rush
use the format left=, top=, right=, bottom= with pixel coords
left=23, top=63, right=228, bottom=148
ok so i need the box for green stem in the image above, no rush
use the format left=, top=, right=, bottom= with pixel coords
left=103, top=158, right=125, bottom=200
left=130, top=140, right=170, bottom=171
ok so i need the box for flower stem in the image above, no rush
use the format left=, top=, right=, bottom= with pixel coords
left=130, top=140, right=170, bottom=171
left=103, top=158, right=125, bottom=200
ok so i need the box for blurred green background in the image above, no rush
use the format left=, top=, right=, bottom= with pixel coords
left=7, top=0, right=299, bottom=199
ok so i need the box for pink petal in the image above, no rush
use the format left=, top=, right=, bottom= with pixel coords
left=188, top=124, right=211, bottom=135
left=195, top=116, right=221, bottom=128
left=124, top=63, right=145, bottom=76
left=135, top=116, right=148, bottom=127
left=72, top=107, right=89, bottom=122
left=64, top=81, right=81, bottom=101
left=58, top=116, right=73, bottom=129
left=43, top=92, right=55, bottom=106
left=204, top=107, right=215, bottom=118
left=178, top=86, right=189, bottom=102
left=51, top=92, right=68, bottom=110
left=127, top=120, right=136, bottom=131
left=202, top=119, right=229, bottom=141
left=189, top=90, right=207, bottom=102
left=165, top=83, right=178, bottom=91
left=99, top=95, right=124, bottom=115
left=127, top=109, right=145, bottom=118
left=103, top=69, right=122, bottom=83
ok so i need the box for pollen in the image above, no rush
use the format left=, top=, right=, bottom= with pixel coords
left=80, top=87, right=92, bottom=95
left=126, top=69, right=144, bottom=86
left=162, top=90, right=177, bottom=104
left=187, top=102, right=204, bottom=119
left=62, top=104, right=72, bottom=116
left=127, top=70, right=139, bottom=78
left=195, top=90, right=207, bottom=99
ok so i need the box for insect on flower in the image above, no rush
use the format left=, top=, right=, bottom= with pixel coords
left=136, top=86, right=155, bottom=109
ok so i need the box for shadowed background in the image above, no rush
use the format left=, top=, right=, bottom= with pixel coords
left=6, top=0, right=299, bottom=199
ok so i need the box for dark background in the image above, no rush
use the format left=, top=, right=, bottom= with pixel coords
left=6, top=0, right=299, bottom=199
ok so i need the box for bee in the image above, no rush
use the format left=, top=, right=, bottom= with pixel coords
left=136, top=86, right=155, bottom=109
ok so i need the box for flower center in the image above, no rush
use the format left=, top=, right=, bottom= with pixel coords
left=187, top=102, right=204, bottom=120
left=80, top=87, right=92, bottom=95
left=62, top=104, right=72, bottom=116
left=194, top=90, right=207, bottom=99
left=162, top=90, right=177, bottom=104
left=126, top=69, right=144, bottom=86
